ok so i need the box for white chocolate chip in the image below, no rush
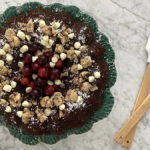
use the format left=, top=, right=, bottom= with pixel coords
left=52, top=56, right=58, bottom=63
left=18, top=61, right=24, bottom=68
left=74, top=50, right=81, bottom=56
left=0, top=49, right=6, bottom=56
left=0, top=60, right=4, bottom=67
left=22, top=101, right=30, bottom=107
left=60, top=53, right=67, bottom=61
left=25, top=35, right=31, bottom=41
left=47, top=80, right=53, bottom=85
left=19, top=53, right=23, bottom=57
left=77, top=64, right=83, bottom=70
left=49, top=39, right=54, bottom=47
left=43, top=35, right=49, bottom=41
left=32, top=56, right=38, bottom=62
left=5, top=106, right=11, bottom=113
left=68, top=33, right=74, bottom=39
left=41, top=39, right=48, bottom=46
left=80, top=45, right=87, bottom=52
left=54, top=54, right=60, bottom=59
left=17, top=30, right=25, bottom=40
left=32, top=74, right=38, bottom=80
left=74, top=42, right=81, bottom=49
left=3, top=85, right=12, bottom=92
left=49, top=62, right=55, bottom=68
left=44, top=108, right=52, bottom=116
left=10, top=81, right=17, bottom=88
left=53, top=22, right=60, bottom=29
left=6, top=54, right=13, bottom=63
left=88, top=76, right=95, bottom=83
left=55, top=80, right=61, bottom=85
left=77, top=96, right=83, bottom=103
left=3, top=43, right=10, bottom=52
left=39, top=19, right=46, bottom=28
left=25, top=87, right=32, bottom=93
left=59, top=104, right=65, bottom=110
left=20, top=45, right=28, bottom=53
left=94, top=71, right=101, bottom=79
left=16, top=111, right=23, bottom=118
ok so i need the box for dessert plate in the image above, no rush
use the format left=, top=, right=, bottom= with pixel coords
left=0, top=2, right=116, bottom=145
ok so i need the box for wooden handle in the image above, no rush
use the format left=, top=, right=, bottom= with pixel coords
left=122, top=63, right=150, bottom=147
left=114, top=95, right=150, bottom=144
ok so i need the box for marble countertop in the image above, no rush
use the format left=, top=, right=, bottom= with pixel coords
left=0, top=0, right=150, bottom=150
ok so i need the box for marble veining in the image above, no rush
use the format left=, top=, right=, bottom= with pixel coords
left=0, top=0, right=150, bottom=150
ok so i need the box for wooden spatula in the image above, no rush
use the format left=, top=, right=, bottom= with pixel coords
left=114, top=36, right=150, bottom=148
left=114, top=94, right=150, bottom=144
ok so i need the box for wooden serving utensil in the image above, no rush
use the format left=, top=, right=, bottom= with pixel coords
left=114, top=36, right=150, bottom=148
left=114, top=95, right=150, bottom=144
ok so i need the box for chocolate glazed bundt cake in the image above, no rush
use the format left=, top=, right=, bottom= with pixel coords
left=0, top=8, right=109, bottom=135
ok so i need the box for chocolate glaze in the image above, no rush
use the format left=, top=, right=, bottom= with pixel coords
left=0, top=8, right=109, bottom=135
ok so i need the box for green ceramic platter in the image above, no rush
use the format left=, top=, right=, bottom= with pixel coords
left=0, top=2, right=117, bottom=145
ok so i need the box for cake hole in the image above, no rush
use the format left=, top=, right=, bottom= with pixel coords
left=119, top=136, right=122, bottom=139
left=126, top=140, right=129, bottom=143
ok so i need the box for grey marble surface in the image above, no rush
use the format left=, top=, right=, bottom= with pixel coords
left=0, top=0, right=150, bottom=150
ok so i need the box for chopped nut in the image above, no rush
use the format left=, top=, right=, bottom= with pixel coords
left=42, top=35, right=49, bottom=42
left=0, top=60, right=4, bottom=67
left=18, top=22, right=27, bottom=31
left=40, top=96, right=53, bottom=108
left=54, top=54, right=59, bottom=59
left=52, top=56, right=58, bottom=63
left=5, top=106, right=11, bottom=113
left=32, top=101, right=37, bottom=106
left=42, top=25, right=52, bottom=35
left=39, top=19, right=46, bottom=28
left=77, top=64, right=83, bottom=70
left=20, top=45, right=28, bottom=53
left=74, top=42, right=81, bottom=49
left=51, top=92, right=64, bottom=107
left=60, top=53, right=67, bottom=61
left=71, top=64, right=78, bottom=73
left=3, top=84, right=12, bottom=92
left=22, top=101, right=32, bottom=107
left=59, top=104, right=65, bottom=110
left=0, top=80, right=9, bottom=91
left=27, top=19, right=34, bottom=33
left=88, top=76, right=95, bottom=83
left=5, top=28, right=16, bottom=42
left=73, top=77, right=83, bottom=85
left=68, top=33, right=74, bottom=39
left=61, top=36, right=68, bottom=45
left=0, top=49, right=6, bottom=56
left=60, top=71, right=68, bottom=78
left=9, top=92, right=22, bottom=107
left=49, top=39, right=54, bottom=46
left=22, top=111, right=34, bottom=124
left=0, top=66, right=9, bottom=76
left=94, top=71, right=101, bottom=78
left=59, top=110, right=65, bottom=118
left=79, top=71, right=88, bottom=78
left=47, top=80, right=53, bottom=85
left=54, top=80, right=61, bottom=85
left=67, top=50, right=76, bottom=60
left=18, top=61, right=24, bottom=68
left=13, top=36, right=21, bottom=47
left=44, top=108, right=52, bottom=116
left=35, top=50, right=43, bottom=56
left=49, top=62, right=55, bottom=68
left=17, top=30, right=25, bottom=40
left=10, top=81, right=17, bottom=88
left=25, top=87, right=32, bottom=93
left=3, top=43, right=10, bottom=52
left=80, top=56, right=92, bottom=68
left=90, top=85, right=98, bottom=92
left=65, top=89, right=78, bottom=102
left=0, top=99, right=7, bottom=106
left=81, top=82, right=92, bottom=92
left=55, top=44, right=64, bottom=53
left=36, top=109, right=47, bottom=123
left=16, top=111, right=23, bottom=118
left=32, top=56, right=38, bottom=62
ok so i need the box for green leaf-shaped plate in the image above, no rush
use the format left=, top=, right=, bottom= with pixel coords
left=0, top=2, right=117, bottom=145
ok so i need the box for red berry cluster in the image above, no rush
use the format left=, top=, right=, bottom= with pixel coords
left=20, top=45, right=64, bottom=99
